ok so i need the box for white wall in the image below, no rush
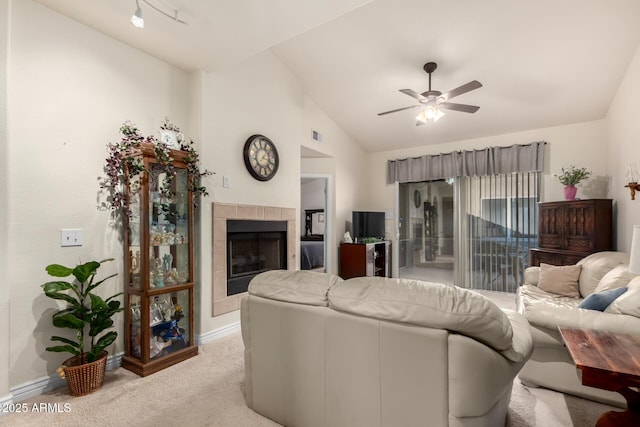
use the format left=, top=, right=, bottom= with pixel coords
left=195, top=49, right=304, bottom=333
left=7, top=0, right=190, bottom=388
left=0, top=0, right=10, bottom=404
left=606, top=43, right=640, bottom=251
left=300, top=95, right=368, bottom=274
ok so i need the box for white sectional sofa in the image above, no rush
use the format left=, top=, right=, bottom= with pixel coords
left=517, top=251, right=640, bottom=406
left=241, top=270, right=533, bottom=427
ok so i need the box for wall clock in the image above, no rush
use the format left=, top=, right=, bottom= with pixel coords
left=414, top=190, right=421, bottom=208
left=243, top=134, right=279, bottom=181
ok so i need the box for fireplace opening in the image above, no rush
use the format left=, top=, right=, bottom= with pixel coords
left=227, top=219, right=287, bottom=296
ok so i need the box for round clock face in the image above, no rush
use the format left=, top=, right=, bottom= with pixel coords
left=243, top=134, right=279, bottom=181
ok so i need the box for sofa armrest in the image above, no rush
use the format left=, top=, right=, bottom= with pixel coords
left=498, top=309, right=533, bottom=363
left=524, top=302, right=640, bottom=335
left=523, top=266, right=540, bottom=286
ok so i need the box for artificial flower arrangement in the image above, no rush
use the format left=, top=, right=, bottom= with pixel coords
left=101, top=119, right=213, bottom=217
left=555, top=165, right=591, bottom=186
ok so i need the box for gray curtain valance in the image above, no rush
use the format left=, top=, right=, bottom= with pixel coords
left=387, top=141, right=546, bottom=184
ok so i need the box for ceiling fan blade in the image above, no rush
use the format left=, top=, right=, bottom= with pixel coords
left=440, top=80, right=482, bottom=101
left=399, top=88, right=426, bottom=101
left=377, top=104, right=421, bottom=116
left=438, top=102, right=480, bottom=113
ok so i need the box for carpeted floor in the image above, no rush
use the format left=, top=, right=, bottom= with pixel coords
left=1, top=292, right=618, bottom=427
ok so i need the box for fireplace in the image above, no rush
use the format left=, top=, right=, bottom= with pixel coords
left=227, top=219, right=287, bottom=296
left=212, top=203, right=296, bottom=317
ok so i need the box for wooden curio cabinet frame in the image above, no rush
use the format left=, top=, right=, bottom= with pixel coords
left=121, top=142, right=198, bottom=376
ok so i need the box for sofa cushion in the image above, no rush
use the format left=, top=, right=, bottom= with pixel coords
left=248, top=270, right=342, bottom=306
left=328, top=277, right=514, bottom=354
left=594, top=264, right=637, bottom=293
left=537, top=263, right=581, bottom=298
left=577, top=251, right=629, bottom=297
left=519, top=282, right=640, bottom=335
left=578, top=287, right=628, bottom=311
left=518, top=284, right=582, bottom=310
left=605, top=276, right=640, bottom=317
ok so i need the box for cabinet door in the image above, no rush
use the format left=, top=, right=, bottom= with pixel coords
left=563, top=202, right=596, bottom=253
left=538, top=204, right=563, bottom=249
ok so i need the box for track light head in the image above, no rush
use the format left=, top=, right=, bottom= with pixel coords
left=131, top=0, right=144, bottom=28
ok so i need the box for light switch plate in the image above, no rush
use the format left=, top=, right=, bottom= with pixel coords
left=61, top=229, right=82, bottom=247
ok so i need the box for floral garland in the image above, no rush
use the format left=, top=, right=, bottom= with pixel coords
left=101, top=120, right=213, bottom=217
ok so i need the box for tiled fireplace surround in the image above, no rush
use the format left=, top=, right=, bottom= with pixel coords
left=212, top=202, right=296, bottom=316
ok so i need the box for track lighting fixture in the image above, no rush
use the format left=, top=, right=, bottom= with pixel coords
left=130, top=0, right=144, bottom=28
left=130, top=0, right=188, bottom=29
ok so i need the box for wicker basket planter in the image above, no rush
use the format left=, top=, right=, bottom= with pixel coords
left=61, top=351, right=108, bottom=396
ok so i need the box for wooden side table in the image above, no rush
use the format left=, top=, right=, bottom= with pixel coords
left=559, top=327, right=640, bottom=427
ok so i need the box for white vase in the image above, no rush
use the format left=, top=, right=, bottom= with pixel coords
left=159, top=130, right=184, bottom=149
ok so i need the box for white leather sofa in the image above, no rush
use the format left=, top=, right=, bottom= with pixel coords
left=516, top=251, right=640, bottom=406
left=241, top=270, right=533, bottom=427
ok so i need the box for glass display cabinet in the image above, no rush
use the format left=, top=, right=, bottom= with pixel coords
left=122, top=143, right=198, bottom=376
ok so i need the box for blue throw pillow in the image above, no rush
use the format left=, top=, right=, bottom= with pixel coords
left=578, top=287, right=628, bottom=311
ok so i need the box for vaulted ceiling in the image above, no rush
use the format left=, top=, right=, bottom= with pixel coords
left=35, top=0, right=640, bottom=152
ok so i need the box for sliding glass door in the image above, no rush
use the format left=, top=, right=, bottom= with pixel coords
left=399, top=172, right=540, bottom=292
left=398, top=180, right=454, bottom=285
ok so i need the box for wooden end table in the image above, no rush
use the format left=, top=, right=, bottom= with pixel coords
left=559, top=327, right=640, bottom=427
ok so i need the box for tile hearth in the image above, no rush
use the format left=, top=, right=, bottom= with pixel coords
left=212, top=202, right=296, bottom=316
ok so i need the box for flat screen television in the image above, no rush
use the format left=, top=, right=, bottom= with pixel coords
left=352, top=211, right=386, bottom=240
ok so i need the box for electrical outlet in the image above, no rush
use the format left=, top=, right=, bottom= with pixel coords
left=223, top=176, right=231, bottom=188
left=61, top=229, right=82, bottom=247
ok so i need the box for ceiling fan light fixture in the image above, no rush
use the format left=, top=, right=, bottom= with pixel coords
left=131, top=0, right=144, bottom=28
left=416, top=105, right=444, bottom=123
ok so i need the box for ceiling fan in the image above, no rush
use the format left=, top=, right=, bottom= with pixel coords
left=378, top=62, right=482, bottom=125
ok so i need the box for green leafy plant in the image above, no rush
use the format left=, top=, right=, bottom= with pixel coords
left=42, top=259, right=123, bottom=364
left=555, top=165, right=591, bottom=186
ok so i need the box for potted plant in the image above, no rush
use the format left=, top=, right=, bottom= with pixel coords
left=555, top=165, right=591, bottom=200
left=41, top=258, right=123, bottom=396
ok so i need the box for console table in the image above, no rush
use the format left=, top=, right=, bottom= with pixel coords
left=559, top=327, right=640, bottom=427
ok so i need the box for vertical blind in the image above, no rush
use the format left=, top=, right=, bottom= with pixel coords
left=454, top=172, right=540, bottom=292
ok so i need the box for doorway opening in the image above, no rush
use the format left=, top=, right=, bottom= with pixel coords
left=300, top=174, right=332, bottom=273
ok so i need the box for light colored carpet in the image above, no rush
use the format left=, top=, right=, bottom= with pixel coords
left=2, top=292, right=617, bottom=427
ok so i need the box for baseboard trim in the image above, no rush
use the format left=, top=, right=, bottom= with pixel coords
left=9, top=323, right=240, bottom=402
left=196, top=321, right=241, bottom=345
left=0, top=393, right=13, bottom=417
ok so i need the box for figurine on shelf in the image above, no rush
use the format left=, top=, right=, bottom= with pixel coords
left=130, top=250, right=140, bottom=273
left=165, top=267, right=179, bottom=286
left=155, top=295, right=174, bottom=321
left=130, top=250, right=141, bottom=289
left=173, top=304, right=184, bottom=320
left=162, top=253, right=173, bottom=274
left=152, top=258, right=164, bottom=288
